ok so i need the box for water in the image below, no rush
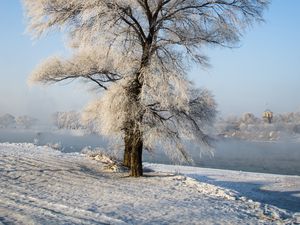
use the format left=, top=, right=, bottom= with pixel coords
left=145, top=139, right=300, bottom=176
left=0, top=129, right=107, bottom=152
left=1, top=129, right=300, bottom=176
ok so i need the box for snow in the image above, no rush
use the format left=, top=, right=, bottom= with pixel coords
left=1, top=143, right=300, bottom=224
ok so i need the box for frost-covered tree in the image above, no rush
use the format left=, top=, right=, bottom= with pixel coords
left=0, top=114, right=16, bottom=128
left=241, top=113, right=259, bottom=125
left=53, top=111, right=81, bottom=130
left=15, top=115, right=37, bottom=129
left=24, top=0, right=268, bottom=176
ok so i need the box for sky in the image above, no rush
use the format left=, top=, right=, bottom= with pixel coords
left=0, top=0, right=300, bottom=122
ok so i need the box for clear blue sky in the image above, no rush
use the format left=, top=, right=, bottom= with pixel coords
left=0, top=0, right=300, bottom=121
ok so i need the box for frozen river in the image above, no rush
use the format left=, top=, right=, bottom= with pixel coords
left=1, top=129, right=300, bottom=176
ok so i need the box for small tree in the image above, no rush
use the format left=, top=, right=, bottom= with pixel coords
left=0, top=114, right=16, bottom=128
left=24, top=0, right=268, bottom=176
left=15, top=115, right=37, bottom=129
left=241, top=113, right=259, bottom=125
left=53, top=111, right=81, bottom=130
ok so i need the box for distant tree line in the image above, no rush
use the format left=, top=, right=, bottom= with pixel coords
left=52, top=110, right=300, bottom=141
left=0, top=113, right=37, bottom=129
left=217, top=112, right=300, bottom=141
left=4, top=110, right=299, bottom=142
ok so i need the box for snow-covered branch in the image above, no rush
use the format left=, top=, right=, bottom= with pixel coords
left=29, top=47, right=136, bottom=89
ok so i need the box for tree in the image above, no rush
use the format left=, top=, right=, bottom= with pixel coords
left=241, top=113, right=259, bottom=125
left=15, top=115, right=37, bottom=129
left=24, top=0, right=268, bottom=176
left=53, top=111, right=82, bottom=130
left=0, top=114, right=16, bottom=128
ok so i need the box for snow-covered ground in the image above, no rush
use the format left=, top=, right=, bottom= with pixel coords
left=1, top=143, right=300, bottom=224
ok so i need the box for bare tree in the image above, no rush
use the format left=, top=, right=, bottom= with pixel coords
left=24, top=0, right=268, bottom=176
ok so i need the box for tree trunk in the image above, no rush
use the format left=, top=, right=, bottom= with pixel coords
left=124, top=49, right=148, bottom=176
left=130, top=130, right=143, bottom=177
left=123, top=130, right=132, bottom=168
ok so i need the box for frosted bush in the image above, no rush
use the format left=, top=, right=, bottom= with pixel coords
left=53, top=111, right=82, bottom=130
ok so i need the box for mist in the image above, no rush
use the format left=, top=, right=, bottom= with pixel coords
left=0, top=82, right=91, bottom=124
left=1, top=110, right=300, bottom=176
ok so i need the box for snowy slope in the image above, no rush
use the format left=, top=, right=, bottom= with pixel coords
left=145, top=163, right=300, bottom=213
left=0, top=143, right=299, bottom=224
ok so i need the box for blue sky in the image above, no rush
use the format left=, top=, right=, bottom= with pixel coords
left=0, top=0, right=300, bottom=121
